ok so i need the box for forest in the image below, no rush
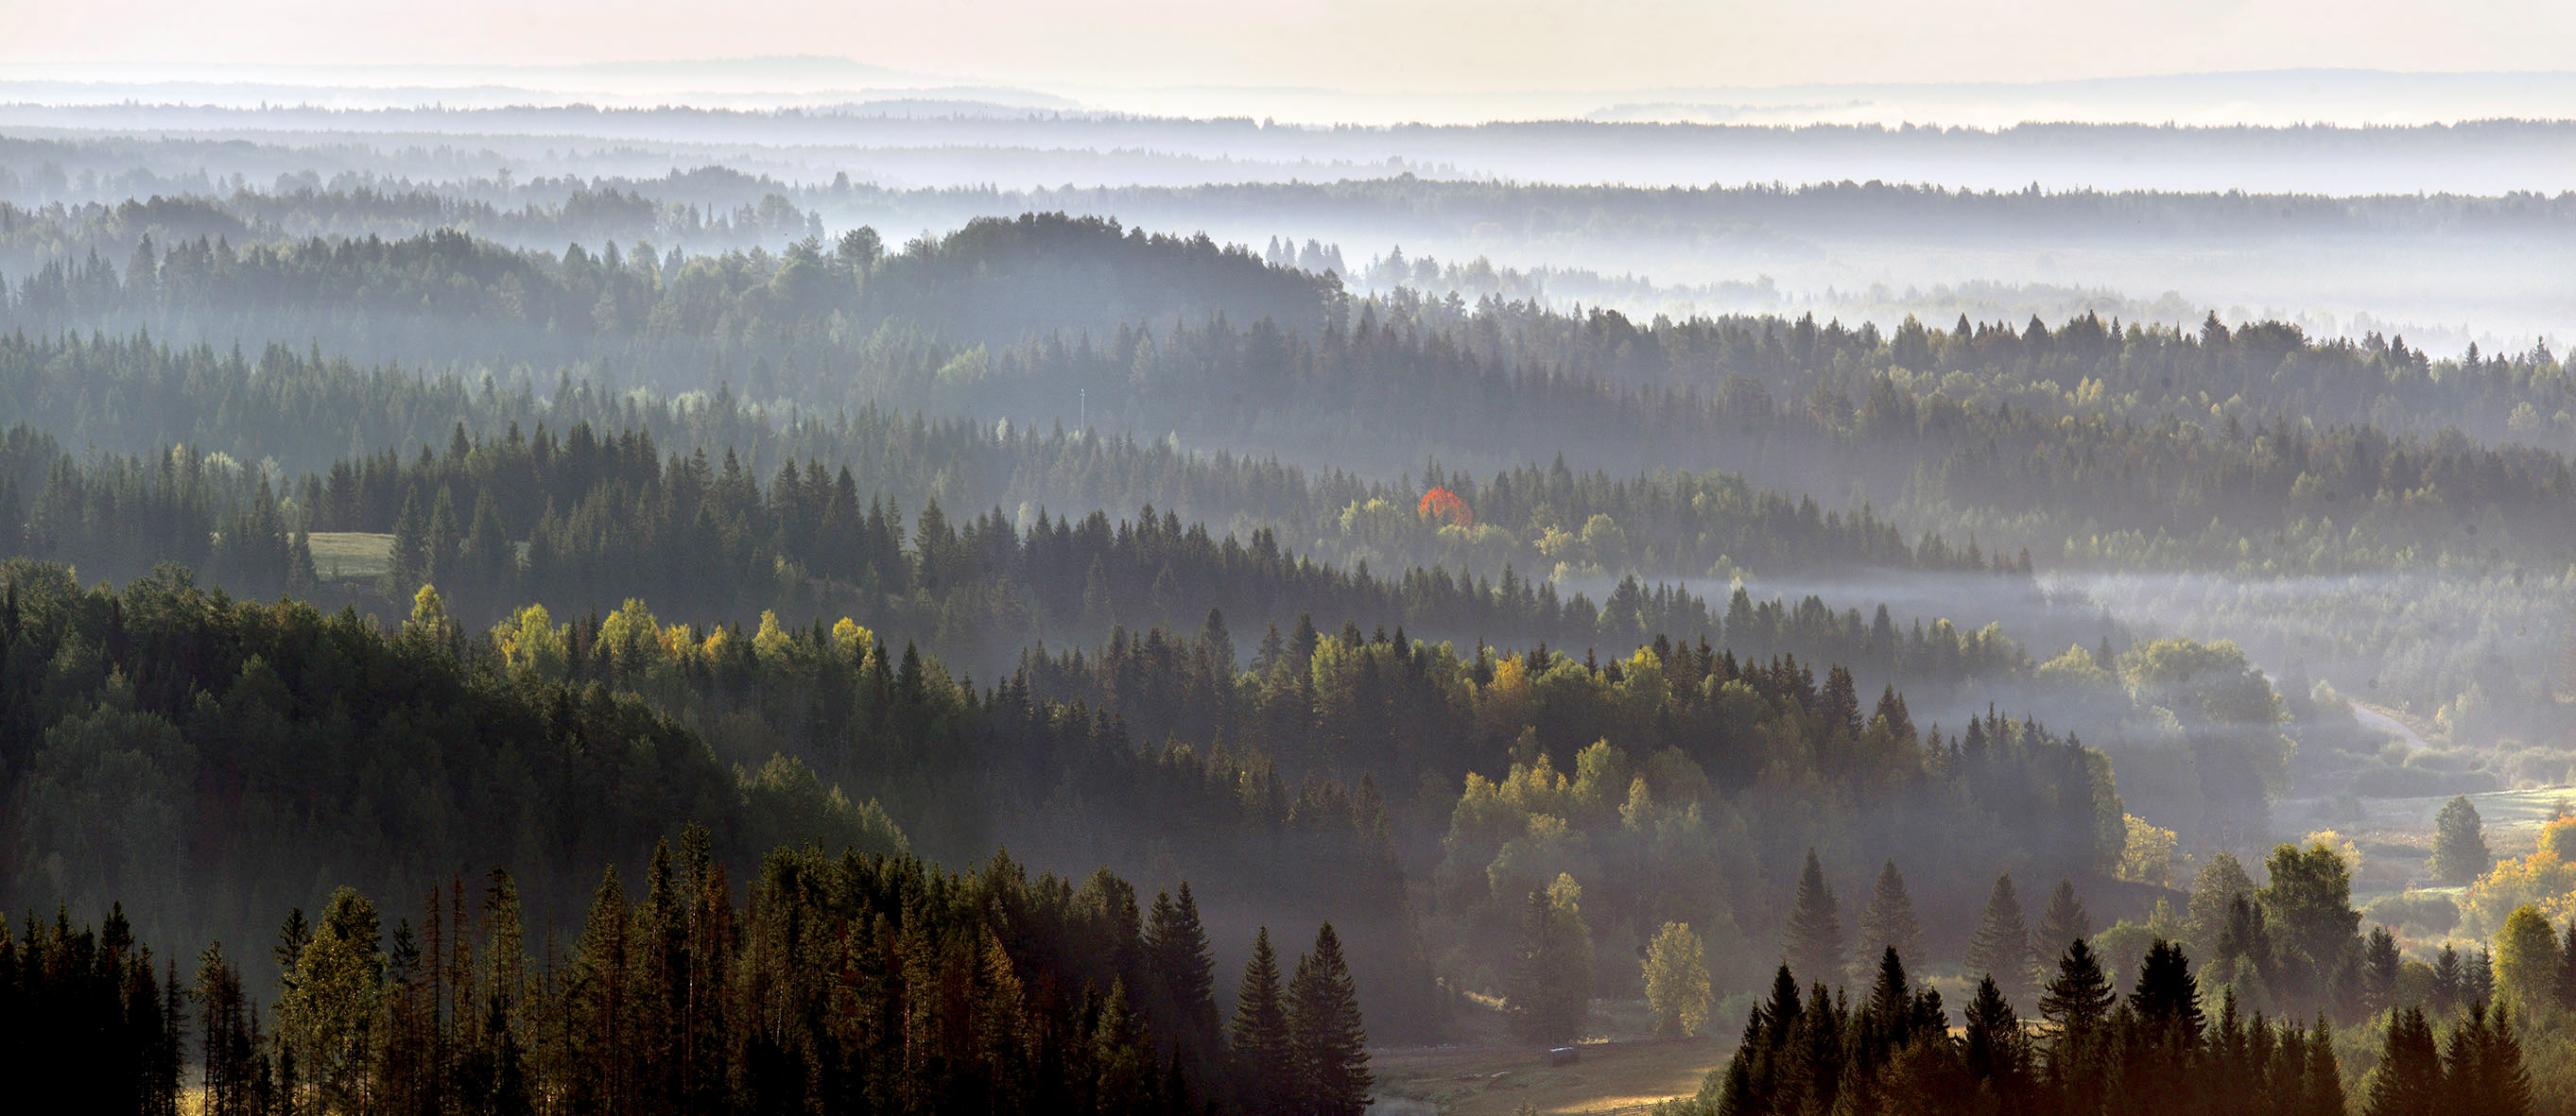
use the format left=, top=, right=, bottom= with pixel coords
left=7, top=40, right=2576, bottom=1116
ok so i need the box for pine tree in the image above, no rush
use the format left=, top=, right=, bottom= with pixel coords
left=1964, top=874, right=2031, bottom=1004
left=2445, top=1002, right=2495, bottom=1114
left=2039, top=938, right=2117, bottom=1035
left=2363, top=925, right=2402, bottom=1014
left=2032, top=880, right=2091, bottom=963
left=2432, top=945, right=2464, bottom=1017
left=2481, top=1001, right=2536, bottom=1116
left=281, top=888, right=385, bottom=1115
left=1858, top=859, right=1922, bottom=966
left=1145, top=884, right=1220, bottom=1083
left=1229, top=927, right=1292, bottom=1113
left=975, top=932, right=1032, bottom=1111
left=568, top=866, right=631, bottom=1112
left=2129, top=939, right=2204, bottom=1043
left=2366, top=1006, right=2441, bottom=1116
left=386, top=489, right=426, bottom=599
left=2307, top=1017, right=2345, bottom=1116
left=425, top=486, right=461, bottom=590
left=1960, top=975, right=2027, bottom=1101
left=1782, top=850, right=1845, bottom=984
left=462, top=488, right=514, bottom=595
left=1287, top=924, right=1371, bottom=1116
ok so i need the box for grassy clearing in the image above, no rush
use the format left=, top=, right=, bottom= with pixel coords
left=1371, top=1038, right=1720, bottom=1116
left=308, top=532, right=393, bottom=581
left=2279, top=782, right=2576, bottom=906
left=2295, top=784, right=2576, bottom=849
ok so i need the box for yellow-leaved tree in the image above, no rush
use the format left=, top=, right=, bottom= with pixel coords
left=2462, top=815, right=2576, bottom=936
left=1643, top=921, right=1712, bottom=1037
left=2494, top=904, right=2561, bottom=1014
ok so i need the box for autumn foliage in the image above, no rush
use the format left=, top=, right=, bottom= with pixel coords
left=1418, top=487, right=1474, bottom=527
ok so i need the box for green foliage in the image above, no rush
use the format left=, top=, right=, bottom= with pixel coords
left=2435, top=795, right=2495, bottom=884
left=1858, top=859, right=1923, bottom=968
left=1782, top=850, right=1845, bottom=986
left=2258, top=840, right=2365, bottom=1016
left=2494, top=905, right=2562, bottom=1017
left=1506, top=876, right=1592, bottom=1043
left=1230, top=927, right=1293, bottom=1108
left=1288, top=924, right=1372, bottom=1116
left=5, top=842, right=1331, bottom=1116
left=1643, top=921, right=1712, bottom=1037
left=1965, top=874, right=2032, bottom=1005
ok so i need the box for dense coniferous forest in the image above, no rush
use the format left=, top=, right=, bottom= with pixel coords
left=9, top=50, right=2576, bottom=1116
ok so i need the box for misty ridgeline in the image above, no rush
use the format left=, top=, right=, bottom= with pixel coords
left=4, top=60, right=2576, bottom=1116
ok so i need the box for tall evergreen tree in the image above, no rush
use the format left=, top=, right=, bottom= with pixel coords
left=1229, top=927, right=1293, bottom=1113
left=1782, top=850, right=1845, bottom=984
left=2307, top=1017, right=2346, bottom=1116
left=2032, top=879, right=2091, bottom=962
left=1960, top=975, right=2029, bottom=1105
left=1858, top=859, right=1922, bottom=966
left=1145, top=884, right=1221, bottom=1083
left=1287, top=924, right=1371, bottom=1116
left=2481, top=1001, right=2536, bottom=1116
left=2129, top=939, right=2204, bottom=1044
left=2039, top=938, right=2117, bottom=1035
left=2363, top=925, right=2402, bottom=1015
left=385, top=489, right=426, bottom=598
left=1964, top=874, right=2031, bottom=1004
left=2366, top=1006, right=2442, bottom=1116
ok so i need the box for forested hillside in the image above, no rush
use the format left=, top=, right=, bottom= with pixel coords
left=9, top=71, right=2576, bottom=1115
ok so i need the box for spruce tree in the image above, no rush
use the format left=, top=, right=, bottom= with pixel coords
left=1960, top=975, right=2027, bottom=1102
left=2129, top=940, right=2204, bottom=1042
left=2481, top=1001, right=2536, bottom=1116
left=386, top=489, right=426, bottom=598
left=1287, top=924, right=1371, bottom=1116
left=1858, top=859, right=1922, bottom=966
left=2307, top=1016, right=2344, bottom=1116
left=2432, top=945, right=2464, bottom=1016
left=1145, top=884, right=1220, bottom=1082
left=2366, top=1006, right=2441, bottom=1116
left=1964, top=874, right=2031, bottom=1004
left=2032, top=879, right=2091, bottom=962
left=1782, top=849, right=1845, bottom=984
left=2445, top=1003, right=2495, bottom=1114
left=1864, top=947, right=1912, bottom=1036
left=1094, top=981, right=1158, bottom=1115
left=2363, top=925, right=2402, bottom=1015
left=2038, top=938, right=2117, bottom=1035
left=1229, top=927, right=1292, bottom=1112
left=425, top=487, right=461, bottom=591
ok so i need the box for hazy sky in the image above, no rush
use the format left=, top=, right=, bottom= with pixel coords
left=9, top=0, right=2574, bottom=93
